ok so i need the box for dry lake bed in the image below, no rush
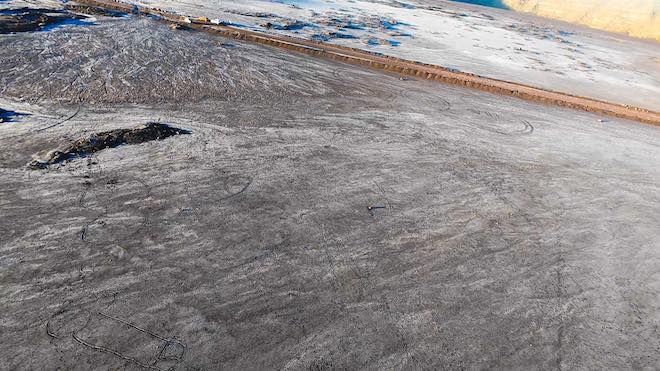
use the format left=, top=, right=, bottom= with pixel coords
left=1, top=1, right=659, bottom=370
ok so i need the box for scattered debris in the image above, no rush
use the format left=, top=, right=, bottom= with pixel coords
left=261, top=20, right=308, bottom=31
left=29, top=122, right=191, bottom=169
left=169, top=22, right=190, bottom=31
left=0, top=8, right=88, bottom=34
left=367, top=203, right=387, bottom=211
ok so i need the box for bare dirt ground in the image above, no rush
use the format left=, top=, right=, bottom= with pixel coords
left=1, top=11, right=660, bottom=371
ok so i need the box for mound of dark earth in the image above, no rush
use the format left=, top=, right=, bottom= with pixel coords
left=29, top=122, right=191, bottom=169
left=0, top=8, right=87, bottom=34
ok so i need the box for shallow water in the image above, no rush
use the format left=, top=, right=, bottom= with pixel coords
left=0, top=108, right=26, bottom=123
left=449, top=0, right=508, bottom=9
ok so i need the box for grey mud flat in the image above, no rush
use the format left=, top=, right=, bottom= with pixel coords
left=1, top=9, right=660, bottom=371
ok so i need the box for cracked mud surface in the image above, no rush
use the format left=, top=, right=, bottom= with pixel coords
left=1, top=7, right=659, bottom=370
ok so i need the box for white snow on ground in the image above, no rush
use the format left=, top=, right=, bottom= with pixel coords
left=124, top=0, right=660, bottom=111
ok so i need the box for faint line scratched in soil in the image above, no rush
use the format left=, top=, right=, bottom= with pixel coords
left=67, top=311, right=186, bottom=370
left=72, top=333, right=164, bottom=370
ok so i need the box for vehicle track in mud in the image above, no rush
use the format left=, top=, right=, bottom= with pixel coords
left=466, top=109, right=535, bottom=136
left=77, top=172, right=152, bottom=246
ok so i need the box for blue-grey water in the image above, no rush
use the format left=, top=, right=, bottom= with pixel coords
left=450, top=0, right=508, bottom=9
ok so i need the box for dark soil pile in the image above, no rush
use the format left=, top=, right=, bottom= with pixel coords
left=29, top=122, right=191, bottom=169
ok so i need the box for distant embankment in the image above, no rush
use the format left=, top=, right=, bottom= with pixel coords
left=502, top=0, right=660, bottom=41
left=72, top=0, right=660, bottom=125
